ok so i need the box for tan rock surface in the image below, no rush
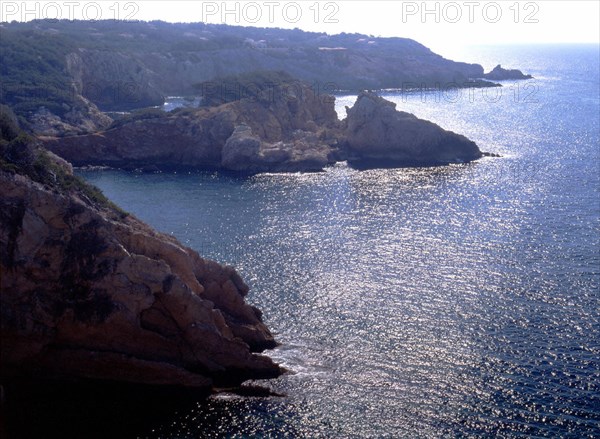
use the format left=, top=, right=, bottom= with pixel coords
left=0, top=166, right=282, bottom=389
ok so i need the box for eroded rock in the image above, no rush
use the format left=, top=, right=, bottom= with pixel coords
left=0, top=164, right=282, bottom=389
left=221, top=124, right=332, bottom=173
left=43, top=79, right=487, bottom=173
left=343, top=92, right=482, bottom=167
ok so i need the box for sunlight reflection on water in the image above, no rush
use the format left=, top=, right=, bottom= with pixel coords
left=79, top=45, right=599, bottom=438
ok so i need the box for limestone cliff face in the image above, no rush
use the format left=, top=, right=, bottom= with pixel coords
left=0, top=157, right=282, bottom=388
left=222, top=124, right=333, bottom=173
left=42, top=107, right=233, bottom=170
left=343, top=92, right=482, bottom=167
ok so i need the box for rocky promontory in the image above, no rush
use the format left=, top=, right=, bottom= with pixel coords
left=483, top=64, right=533, bottom=80
left=344, top=92, right=482, bottom=168
left=1, top=123, right=283, bottom=390
left=43, top=73, right=484, bottom=173
left=43, top=74, right=341, bottom=173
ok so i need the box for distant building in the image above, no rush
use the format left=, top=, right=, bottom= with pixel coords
left=244, top=38, right=267, bottom=49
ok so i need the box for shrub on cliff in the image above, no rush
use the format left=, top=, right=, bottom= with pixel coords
left=0, top=115, right=126, bottom=217
left=0, top=105, right=35, bottom=173
left=0, top=104, right=21, bottom=143
left=194, top=70, right=299, bottom=106
left=108, top=107, right=166, bottom=130
left=0, top=28, right=76, bottom=119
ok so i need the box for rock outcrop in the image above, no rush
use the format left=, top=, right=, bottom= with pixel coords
left=44, top=77, right=484, bottom=173
left=221, top=125, right=332, bottom=173
left=42, top=106, right=234, bottom=170
left=28, top=94, right=113, bottom=137
left=343, top=92, right=482, bottom=167
left=0, top=141, right=282, bottom=389
left=483, top=65, right=533, bottom=80
left=43, top=78, right=343, bottom=173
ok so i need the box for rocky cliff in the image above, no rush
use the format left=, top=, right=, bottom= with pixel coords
left=344, top=92, right=482, bottom=167
left=43, top=76, right=344, bottom=173
left=28, top=94, right=113, bottom=137
left=66, top=50, right=165, bottom=111
left=43, top=75, right=484, bottom=173
left=0, top=131, right=282, bottom=390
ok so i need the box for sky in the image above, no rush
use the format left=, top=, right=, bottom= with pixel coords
left=3, top=1, right=599, bottom=55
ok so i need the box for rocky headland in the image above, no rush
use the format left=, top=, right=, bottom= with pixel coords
left=344, top=93, right=481, bottom=168
left=483, top=64, right=534, bottom=80
left=0, top=116, right=283, bottom=392
left=42, top=73, right=484, bottom=173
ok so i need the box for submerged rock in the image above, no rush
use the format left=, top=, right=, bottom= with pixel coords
left=483, top=65, right=533, bottom=80
left=342, top=92, right=482, bottom=168
left=0, top=147, right=282, bottom=389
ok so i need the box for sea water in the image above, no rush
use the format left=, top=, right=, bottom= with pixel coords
left=79, top=44, right=599, bottom=438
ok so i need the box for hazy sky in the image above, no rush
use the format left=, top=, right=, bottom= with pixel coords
left=5, top=1, right=600, bottom=55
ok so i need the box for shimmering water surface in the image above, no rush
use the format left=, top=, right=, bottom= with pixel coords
left=79, top=45, right=600, bottom=438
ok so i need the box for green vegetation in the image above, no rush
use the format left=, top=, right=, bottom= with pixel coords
left=1, top=105, right=31, bottom=172
left=0, top=111, right=127, bottom=218
left=194, top=70, right=298, bottom=106
left=0, top=28, right=76, bottom=120
left=108, top=107, right=166, bottom=129
left=0, top=104, right=21, bottom=143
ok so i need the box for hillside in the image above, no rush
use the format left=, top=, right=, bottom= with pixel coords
left=1, top=20, right=491, bottom=134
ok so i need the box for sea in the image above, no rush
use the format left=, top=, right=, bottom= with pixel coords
left=78, top=44, right=599, bottom=438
